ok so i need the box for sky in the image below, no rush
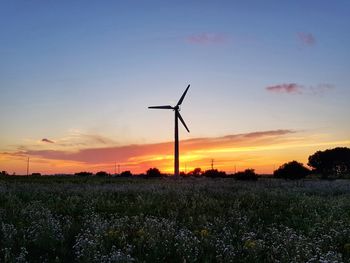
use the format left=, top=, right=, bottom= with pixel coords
left=0, top=1, right=349, bottom=175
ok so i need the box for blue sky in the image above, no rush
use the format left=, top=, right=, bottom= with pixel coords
left=0, top=1, right=349, bottom=173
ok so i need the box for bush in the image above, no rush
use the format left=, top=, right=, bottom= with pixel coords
left=234, top=169, right=258, bottom=181
left=188, top=168, right=202, bottom=177
left=1, top=171, right=9, bottom=176
left=274, top=161, right=310, bottom=180
left=96, top=171, right=109, bottom=177
left=202, top=169, right=226, bottom=178
left=146, top=168, right=162, bottom=178
left=120, top=171, right=132, bottom=177
left=74, top=171, right=93, bottom=177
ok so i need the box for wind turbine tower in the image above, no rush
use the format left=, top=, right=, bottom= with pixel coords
left=148, top=85, right=190, bottom=178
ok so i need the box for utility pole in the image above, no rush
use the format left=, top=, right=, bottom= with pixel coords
left=211, top=159, right=214, bottom=170
left=26, top=157, right=29, bottom=176
left=114, top=162, right=117, bottom=175
left=234, top=165, right=237, bottom=174
left=118, top=164, right=120, bottom=174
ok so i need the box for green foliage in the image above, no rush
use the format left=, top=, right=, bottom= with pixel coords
left=0, top=177, right=350, bottom=262
left=274, top=161, right=310, bottom=180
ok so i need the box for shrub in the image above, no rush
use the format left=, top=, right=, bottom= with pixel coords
left=95, top=171, right=109, bottom=177
left=188, top=168, right=202, bottom=177
left=234, top=169, right=258, bottom=181
left=74, top=171, right=93, bottom=177
left=274, top=161, right=310, bottom=180
left=1, top=171, right=9, bottom=176
left=146, top=168, right=162, bottom=178
left=120, top=171, right=132, bottom=177
left=202, top=169, right=226, bottom=178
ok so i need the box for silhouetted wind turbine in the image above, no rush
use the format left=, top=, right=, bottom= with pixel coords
left=148, top=84, right=190, bottom=178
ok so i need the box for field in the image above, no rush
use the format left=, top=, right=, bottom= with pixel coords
left=1, top=177, right=350, bottom=262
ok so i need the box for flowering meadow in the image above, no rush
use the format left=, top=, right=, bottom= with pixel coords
left=1, top=177, right=350, bottom=262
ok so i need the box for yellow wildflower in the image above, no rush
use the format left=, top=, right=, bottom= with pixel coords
left=200, top=229, right=209, bottom=237
left=244, top=240, right=256, bottom=249
left=344, top=243, right=350, bottom=253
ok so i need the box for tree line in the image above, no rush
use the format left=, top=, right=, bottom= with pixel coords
left=73, top=147, right=350, bottom=180
left=1, top=147, right=349, bottom=180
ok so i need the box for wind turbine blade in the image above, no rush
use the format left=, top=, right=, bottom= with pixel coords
left=148, top=105, right=174, bottom=109
left=176, top=84, right=190, bottom=106
left=178, top=112, right=190, bottom=133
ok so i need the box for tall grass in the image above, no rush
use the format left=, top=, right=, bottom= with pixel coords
left=1, top=177, right=350, bottom=262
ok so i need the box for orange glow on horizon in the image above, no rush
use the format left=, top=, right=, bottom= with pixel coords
left=1, top=131, right=349, bottom=175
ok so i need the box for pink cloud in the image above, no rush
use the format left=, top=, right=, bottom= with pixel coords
left=186, top=33, right=228, bottom=45
left=266, top=83, right=334, bottom=95
left=297, top=32, right=316, bottom=46
left=266, top=83, right=303, bottom=94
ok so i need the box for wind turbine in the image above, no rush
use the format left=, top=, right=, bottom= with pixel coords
left=148, top=84, right=190, bottom=178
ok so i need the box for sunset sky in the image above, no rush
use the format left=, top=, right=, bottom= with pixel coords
left=1, top=1, right=349, bottom=175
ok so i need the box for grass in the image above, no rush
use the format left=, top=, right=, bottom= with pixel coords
left=1, top=176, right=350, bottom=262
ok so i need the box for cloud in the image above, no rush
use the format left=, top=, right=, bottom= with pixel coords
left=42, top=138, right=54, bottom=143
left=266, top=83, right=303, bottom=94
left=297, top=32, right=316, bottom=46
left=266, top=83, right=334, bottom=95
left=49, top=132, right=116, bottom=148
left=186, top=33, right=228, bottom=45
left=309, top=84, right=335, bottom=95
left=18, top=130, right=295, bottom=165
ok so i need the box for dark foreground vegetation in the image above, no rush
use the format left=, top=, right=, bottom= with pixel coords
left=1, top=176, right=350, bottom=262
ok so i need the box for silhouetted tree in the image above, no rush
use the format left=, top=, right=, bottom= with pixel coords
left=274, top=161, right=310, bottom=180
left=96, top=171, right=109, bottom=177
left=0, top=171, right=9, bottom=176
left=188, top=168, right=202, bottom=177
left=203, top=169, right=226, bottom=178
left=31, top=173, right=41, bottom=177
left=308, top=147, right=350, bottom=178
left=75, top=171, right=93, bottom=177
left=146, top=168, right=162, bottom=178
left=234, top=169, right=258, bottom=181
left=120, top=171, right=132, bottom=177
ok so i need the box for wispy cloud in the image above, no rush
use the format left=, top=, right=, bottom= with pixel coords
left=297, top=32, right=316, bottom=46
left=266, top=83, right=334, bottom=95
left=266, top=83, right=303, bottom=94
left=40, top=132, right=116, bottom=148
left=42, top=138, right=54, bottom=144
left=186, top=33, right=228, bottom=45
left=309, top=83, right=334, bottom=95
left=12, top=130, right=294, bottom=165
